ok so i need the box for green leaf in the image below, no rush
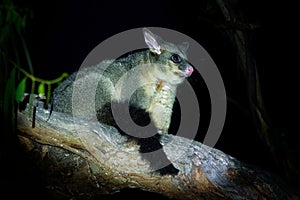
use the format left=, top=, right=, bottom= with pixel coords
left=22, top=15, right=26, bottom=28
left=16, top=77, right=27, bottom=102
left=0, top=24, right=10, bottom=44
left=4, top=68, right=16, bottom=117
left=38, top=83, right=45, bottom=97
left=3, top=68, right=16, bottom=131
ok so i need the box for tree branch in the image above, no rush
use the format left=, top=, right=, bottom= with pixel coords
left=214, top=0, right=299, bottom=183
left=16, top=107, right=297, bottom=200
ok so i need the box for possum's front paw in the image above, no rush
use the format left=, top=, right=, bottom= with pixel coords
left=157, top=129, right=168, bottom=134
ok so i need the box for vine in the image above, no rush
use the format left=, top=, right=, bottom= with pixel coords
left=1, top=0, right=68, bottom=130
left=15, top=63, right=68, bottom=111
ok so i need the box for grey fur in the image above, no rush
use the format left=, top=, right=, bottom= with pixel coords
left=52, top=28, right=193, bottom=133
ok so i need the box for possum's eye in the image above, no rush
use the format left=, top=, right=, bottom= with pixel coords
left=170, top=54, right=182, bottom=63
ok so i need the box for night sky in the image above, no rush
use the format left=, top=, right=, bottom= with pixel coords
left=2, top=0, right=299, bottom=199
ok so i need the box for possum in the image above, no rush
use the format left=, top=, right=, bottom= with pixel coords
left=52, top=28, right=194, bottom=175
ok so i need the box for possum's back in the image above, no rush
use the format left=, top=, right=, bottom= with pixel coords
left=52, top=50, right=149, bottom=119
left=52, top=60, right=115, bottom=118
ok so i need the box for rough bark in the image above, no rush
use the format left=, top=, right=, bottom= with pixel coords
left=215, top=0, right=299, bottom=182
left=16, top=107, right=298, bottom=200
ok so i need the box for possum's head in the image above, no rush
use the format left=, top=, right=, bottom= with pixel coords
left=143, top=28, right=194, bottom=85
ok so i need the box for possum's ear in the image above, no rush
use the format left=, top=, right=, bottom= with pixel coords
left=178, top=42, right=189, bottom=54
left=143, top=28, right=161, bottom=55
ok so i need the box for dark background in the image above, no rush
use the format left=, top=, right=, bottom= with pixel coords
left=1, top=0, right=298, bottom=199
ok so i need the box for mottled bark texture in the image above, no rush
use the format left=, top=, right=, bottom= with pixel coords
left=16, top=107, right=298, bottom=200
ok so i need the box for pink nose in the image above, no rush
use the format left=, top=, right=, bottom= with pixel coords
left=187, top=66, right=194, bottom=76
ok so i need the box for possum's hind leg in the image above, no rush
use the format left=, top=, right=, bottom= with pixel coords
left=122, top=106, right=178, bottom=175
left=126, top=105, right=179, bottom=176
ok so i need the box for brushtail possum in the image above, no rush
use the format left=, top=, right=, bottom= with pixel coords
left=52, top=28, right=194, bottom=175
